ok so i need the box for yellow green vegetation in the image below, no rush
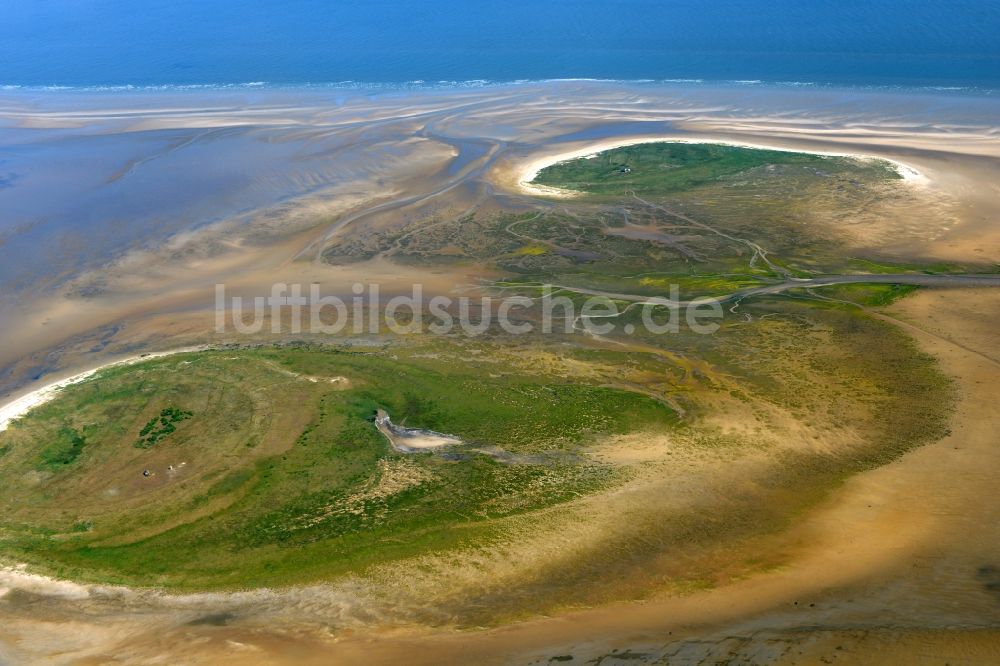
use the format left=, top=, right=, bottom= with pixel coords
left=637, top=274, right=766, bottom=296
left=807, top=282, right=919, bottom=307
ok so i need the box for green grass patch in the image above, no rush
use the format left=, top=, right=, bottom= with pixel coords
left=136, top=406, right=193, bottom=448
left=811, top=282, right=919, bottom=307
left=844, top=257, right=969, bottom=275
left=38, top=426, right=87, bottom=470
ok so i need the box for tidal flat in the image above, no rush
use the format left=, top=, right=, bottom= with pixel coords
left=1, top=81, right=999, bottom=664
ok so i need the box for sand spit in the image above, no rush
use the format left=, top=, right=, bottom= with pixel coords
left=517, top=136, right=929, bottom=197
left=0, top=346, right=207, bottom=433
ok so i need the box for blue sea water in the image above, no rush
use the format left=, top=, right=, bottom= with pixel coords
left=1, top=0, right=999, bottom=92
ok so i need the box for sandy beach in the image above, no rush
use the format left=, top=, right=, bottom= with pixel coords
left=0, top=347, right=209, bottom=433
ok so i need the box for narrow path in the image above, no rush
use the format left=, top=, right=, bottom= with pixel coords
left=538, top=273, right=1000, bottom=309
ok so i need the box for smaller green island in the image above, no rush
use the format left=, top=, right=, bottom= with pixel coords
left=531, top=141, right=901, bottom=197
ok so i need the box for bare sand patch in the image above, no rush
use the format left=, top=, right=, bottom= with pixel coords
left=373, top=409, right=463, bottom=452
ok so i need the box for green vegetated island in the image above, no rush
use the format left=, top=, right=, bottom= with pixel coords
left=0, top=348, right=675, bottom=590
left=530, top=142, right=901, bottom=197
left=0, top=142, right=967, bottom=619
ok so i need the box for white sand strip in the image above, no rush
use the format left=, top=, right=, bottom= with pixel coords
left=0, top=346, right=207, bottom=433
left=0, top=565, right=92, bottom=600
